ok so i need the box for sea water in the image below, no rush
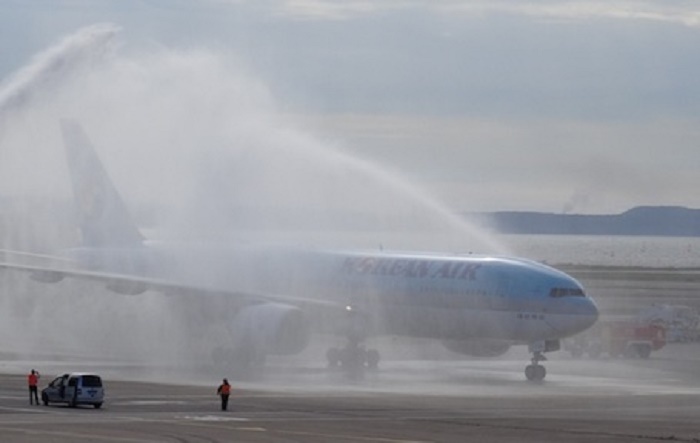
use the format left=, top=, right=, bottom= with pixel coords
left=499, top=234, right=700, bottom=268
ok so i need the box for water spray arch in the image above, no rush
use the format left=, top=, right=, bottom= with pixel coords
left=0, top=24, right=508, bottom=375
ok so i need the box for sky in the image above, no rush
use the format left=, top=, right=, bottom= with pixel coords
left=0, top=0, right=699, bottom=215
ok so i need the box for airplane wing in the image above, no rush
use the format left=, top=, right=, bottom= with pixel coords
left=0, top=120, right=347, bottom=312
left=0, top=258, right=343, bottom=309
left=0, top=248, right=78, bottom=263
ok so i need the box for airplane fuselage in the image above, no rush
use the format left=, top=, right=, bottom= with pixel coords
left=63, top=244, right=599, bottom=344
left=46, top=120, right=599, bottom=379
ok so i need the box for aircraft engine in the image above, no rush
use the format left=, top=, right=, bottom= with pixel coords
left=30, top=270, right=65, bottom=283
left=441, top=339, right=511, bottom=357
left=233, top=303, right=310, bottom=355
left=105, top=280, right=148, bottom=295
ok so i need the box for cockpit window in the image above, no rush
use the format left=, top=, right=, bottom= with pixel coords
left=549, top=287, right=585, bottom=297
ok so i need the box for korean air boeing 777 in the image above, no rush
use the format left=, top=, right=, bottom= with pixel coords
left=0, top=121, right=598, bottom=381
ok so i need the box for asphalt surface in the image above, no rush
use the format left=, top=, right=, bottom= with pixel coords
left=2, top=346, right=700, bottom=443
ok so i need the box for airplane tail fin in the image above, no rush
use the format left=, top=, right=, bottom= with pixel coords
left=60, top=119, right=144, bottom=247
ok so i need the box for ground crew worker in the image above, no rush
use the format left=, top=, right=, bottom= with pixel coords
left=216, top=378, right=231, bottom=411
left=27, top=369, right=40, bottom=405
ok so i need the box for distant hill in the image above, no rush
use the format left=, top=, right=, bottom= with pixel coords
left=468, top=206, right=700, bottom=236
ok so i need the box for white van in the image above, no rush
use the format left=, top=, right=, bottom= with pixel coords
left=41, top=373, right=104, bottom=408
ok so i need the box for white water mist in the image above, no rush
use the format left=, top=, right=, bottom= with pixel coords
left=0, top=24, right=507, bottom=376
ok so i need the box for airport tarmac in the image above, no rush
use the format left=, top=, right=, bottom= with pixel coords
left=2, top=344, right=700, bottom=443
left=0, top=265, right=697, bottom=442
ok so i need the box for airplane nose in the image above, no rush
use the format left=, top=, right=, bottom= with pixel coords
left=547, top=297, right=599, bottom=336
left=576, top=297, right=599, bottom=331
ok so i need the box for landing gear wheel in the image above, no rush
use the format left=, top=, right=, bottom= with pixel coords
left=525, top=350, right=547, bottom=381
left=525, top=364, right=546, bottom=381
left=340, top=345, right=367, bottom=372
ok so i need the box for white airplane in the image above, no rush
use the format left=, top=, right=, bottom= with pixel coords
left=0, top=120, right=598, bottom=381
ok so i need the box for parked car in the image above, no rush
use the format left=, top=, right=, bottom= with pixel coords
left=41, top=373, right=104, bottom=408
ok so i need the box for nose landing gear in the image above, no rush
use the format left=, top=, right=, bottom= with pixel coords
left=524, top=351, right=547, bottom=381
left=525, top=339, right=560, bottom=382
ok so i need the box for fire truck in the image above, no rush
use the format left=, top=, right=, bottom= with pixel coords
left=565, top=318, right=666, bottom=359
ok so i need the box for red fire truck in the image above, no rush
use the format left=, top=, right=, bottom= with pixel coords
left=565, top=318, right=666, bottom=359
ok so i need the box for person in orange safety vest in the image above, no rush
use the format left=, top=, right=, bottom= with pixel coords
left=216, top=378, right=231, bottom=411
left=27, top=369, right=40, bottom=405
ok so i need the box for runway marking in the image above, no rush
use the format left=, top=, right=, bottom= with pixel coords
left=165, top=419, right=271, bottom=437
left=114, top=400, right=188, bottom=406
left=183, top=415, right=250, bottom=422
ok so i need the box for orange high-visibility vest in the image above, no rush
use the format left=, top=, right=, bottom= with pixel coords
left=28, top=374, right=38, bottom=387
left=219, top=384, right=231, bottom=395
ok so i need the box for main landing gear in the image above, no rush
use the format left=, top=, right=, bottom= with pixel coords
left=326, top=306, right=380, bottom=377
left=326, top=338, right=380, bottom=374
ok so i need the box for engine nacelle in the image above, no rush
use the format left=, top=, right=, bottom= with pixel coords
left=30, top=270, right=65, bottom=283
left=105, top=280, right=148, bottom=295
left=442, top=339, right=511, bottom=357
left=233, top=303, right=310, bottom=355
